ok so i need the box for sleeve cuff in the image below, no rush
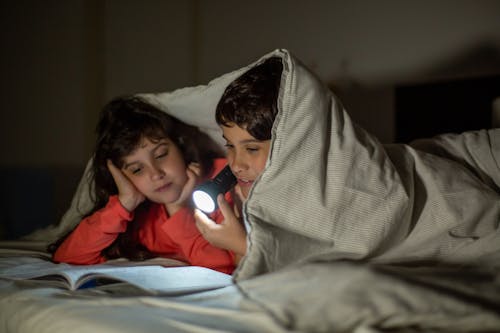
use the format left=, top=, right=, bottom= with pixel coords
left=106, top=195, right=134, bottom=221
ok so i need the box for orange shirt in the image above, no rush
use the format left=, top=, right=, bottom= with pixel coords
left=53, top=158, right=235, bottom=274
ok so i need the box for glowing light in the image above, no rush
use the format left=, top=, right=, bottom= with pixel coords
left=192, top=190, right=216, bottom=213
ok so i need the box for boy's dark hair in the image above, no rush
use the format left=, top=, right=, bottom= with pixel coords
left=216, top=57, right=283, bottom=140
left=49, top=96, right=223, bottom=260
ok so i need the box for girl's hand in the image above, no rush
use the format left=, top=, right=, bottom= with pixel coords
left=194, top=194, right=247, bottom=257
left=166, top=162, right=201, bottom=215
left=107, top=160, right=145, bottom=212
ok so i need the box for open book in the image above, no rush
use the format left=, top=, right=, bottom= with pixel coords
left=0, top=257, right=232, bottom=295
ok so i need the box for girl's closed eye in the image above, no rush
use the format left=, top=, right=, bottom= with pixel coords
left=155, top=150, right=168, bottom=159
left=130, top=166, right=143, bottom=175
left=153, top=142, right=169, bottom=159
left=122, top=162, right=143, bottom=175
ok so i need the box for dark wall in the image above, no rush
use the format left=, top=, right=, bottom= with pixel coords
left=395, top=75, right=500, bottom=143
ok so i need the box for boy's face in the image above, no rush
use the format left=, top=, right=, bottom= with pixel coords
left=221, top=123, right=271, bottom=199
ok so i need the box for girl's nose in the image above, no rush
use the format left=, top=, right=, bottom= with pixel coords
left=151, top=166, right=165, bottom=180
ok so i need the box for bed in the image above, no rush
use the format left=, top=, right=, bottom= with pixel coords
left=1, top=49, right=500, bottom=333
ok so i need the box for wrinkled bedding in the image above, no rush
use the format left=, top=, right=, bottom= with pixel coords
left=2, top=250, right=500, bottom=333
left=1, top=49, right=499, bottom=332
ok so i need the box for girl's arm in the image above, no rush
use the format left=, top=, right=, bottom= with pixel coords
left=53, top=196, right=133, bottom=265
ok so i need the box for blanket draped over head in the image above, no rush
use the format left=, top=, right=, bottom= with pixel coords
left=26, top=49, right=500, bottom=281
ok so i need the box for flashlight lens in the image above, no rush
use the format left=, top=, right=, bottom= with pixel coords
left=192, top=190, right=216, bottom=213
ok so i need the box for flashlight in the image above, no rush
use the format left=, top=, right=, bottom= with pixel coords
left=192, top=165, right=237, bottom=213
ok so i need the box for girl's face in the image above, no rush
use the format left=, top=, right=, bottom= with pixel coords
left=121, top=136, right=188, bottom=206
left=221, top=123, right=270, bottom=199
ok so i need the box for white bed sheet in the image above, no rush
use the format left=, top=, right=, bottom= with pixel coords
left=2, top=248, right=500, bottom=333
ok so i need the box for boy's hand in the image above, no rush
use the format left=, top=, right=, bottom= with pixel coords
left=107, top=160, right=145, bottom=212
left=194, top=194, right=247, bottom=257
left=232, top=184, right=245, bottom=215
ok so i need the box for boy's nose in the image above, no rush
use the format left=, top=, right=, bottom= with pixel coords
left=230, top=155, right=246, bottom=174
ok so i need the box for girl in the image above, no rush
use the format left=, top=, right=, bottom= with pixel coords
left=52, top=96, right=236, bottom=274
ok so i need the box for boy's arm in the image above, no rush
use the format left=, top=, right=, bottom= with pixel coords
left=53, top=196, right=133, bottom=265
left=162, top=207, right=236, bottom=274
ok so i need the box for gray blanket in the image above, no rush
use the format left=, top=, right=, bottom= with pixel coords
left=234, top=50, right=500, bottom=280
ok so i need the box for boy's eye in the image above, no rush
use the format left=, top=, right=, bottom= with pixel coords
left=224, top=143, right=235, bottom=149
left=246, top=146, right=259, bottom=153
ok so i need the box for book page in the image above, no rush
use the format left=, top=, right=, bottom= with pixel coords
left=0, top=257, right=232, bottom=294
left=0, top=258, right=124, bottom=290
left=75, top=265, right=233, bottom=295
left=0, top=256, right=187, bottom=280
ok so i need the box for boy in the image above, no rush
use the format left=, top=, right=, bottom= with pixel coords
left=194, top=57, right=283, bottom=261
